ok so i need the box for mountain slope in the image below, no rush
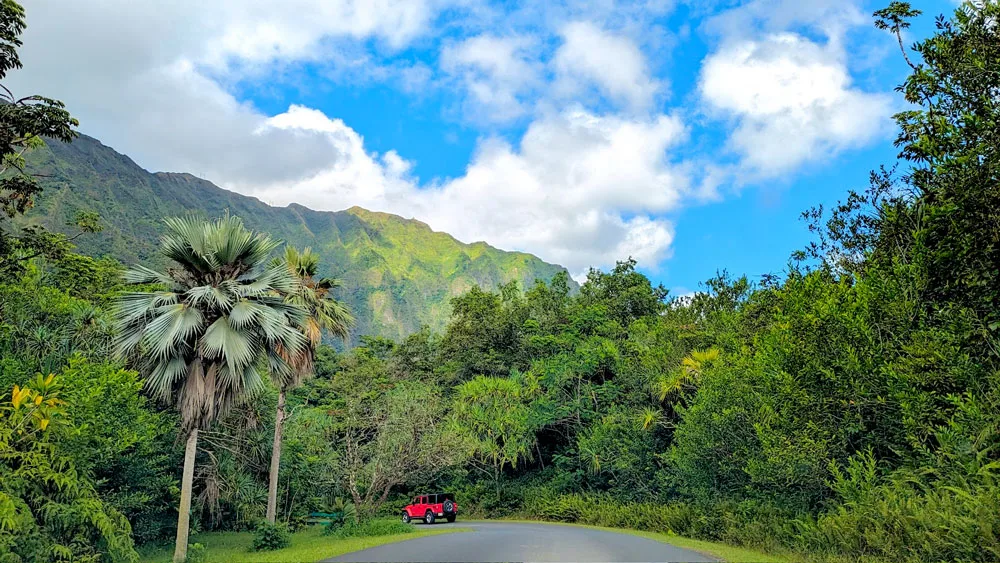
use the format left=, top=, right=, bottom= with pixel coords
left=23, top=134, right=575, bottom=342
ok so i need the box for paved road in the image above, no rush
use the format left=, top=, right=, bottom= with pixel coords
left=323, top=521, right=716, bottom=562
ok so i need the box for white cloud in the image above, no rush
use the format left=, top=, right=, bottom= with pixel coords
left=6, top=0, right=901, bottom=280
left=198, top=0, right=441, bottom=67
left=699, top=33, right=893, bottom=176
left=695, top=0, right=893, bottom=176
left=7, top=0, right=445, bottom=184
left=704, top=0, right=865, bottom=44
left=553, top=22, right=660, bottom=111
left=8, top=0, right=692, bottom=276
left=440, top=35, right=542, bottom=122
left=248, top=107, right=689, bottom=278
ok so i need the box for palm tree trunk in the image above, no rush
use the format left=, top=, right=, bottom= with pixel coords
left=266, top=389, right=286, bottom=524
left=173, top=428, right=198, bottom=563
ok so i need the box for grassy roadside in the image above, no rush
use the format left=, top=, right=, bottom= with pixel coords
left=488, top=519, right=792, bottom=562
left=138, top=525, right=470, bottom=563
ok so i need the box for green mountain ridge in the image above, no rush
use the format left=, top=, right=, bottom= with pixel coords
left=23, top=133, right=576, bottom=342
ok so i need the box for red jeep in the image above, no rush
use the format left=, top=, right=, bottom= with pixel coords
left=402, top=493, right=459, bottom=524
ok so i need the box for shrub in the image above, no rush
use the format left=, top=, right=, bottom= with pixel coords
left=0, top=376, right=140, bottom=563
left=287, top=514, right=309, bottom=533
left=529, top=494, right=582, bottom=522
left=185, top=543, right=207, bottom=563
left=251, top=522, right=291, bottom=552
left=326, top=497, right=358, bottom=528
left=789, top=450, right=1000, bottom=562
left=325, top=518, right=413, bottom=538
left=524, top=492, right=698, bottom=537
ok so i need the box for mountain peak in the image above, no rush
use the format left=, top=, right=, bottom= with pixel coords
left=345, top=205, right=434, bottom=231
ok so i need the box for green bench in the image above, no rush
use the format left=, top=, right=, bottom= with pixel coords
left=305, top=511, right=342, bottom=524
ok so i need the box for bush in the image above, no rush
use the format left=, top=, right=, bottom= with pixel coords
left=524, top=492, right=698, bottom=537
left=185, top=543, right=207, bottom=563
left=789, top=450, right=1000, bottom=562
left=325, top=518, right=413, bottom=539
left=287, top=514, right=308, bottom=533
left=0, top=376, right=140, bottom=563
left=251, top=522, right=291, bottom=552
left=326, top=497, right=358, bottom=528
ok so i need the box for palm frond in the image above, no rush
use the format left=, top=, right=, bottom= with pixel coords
left=145, top=356, right=189, bottom=400
left=228, top=299, right=262, bottom=330
left=124, top=264, right=175, bottom=286
left=163, top=216, right=216, bottom=273
left=186, top=284, right=234, bottom=311
left=201, top=316, right=256, bottom=374
left=140, top=303, right=204, bottom=361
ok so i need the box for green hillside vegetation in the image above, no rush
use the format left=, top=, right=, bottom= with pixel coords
left=20, top=134, right=573, bottom=342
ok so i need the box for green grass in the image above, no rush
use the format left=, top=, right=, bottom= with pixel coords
left=138, top=524, right=469, bottom=563
left=490, top=519, right=792, bottom=563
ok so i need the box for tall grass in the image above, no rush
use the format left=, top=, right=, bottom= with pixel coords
left=520, top=461, right=1000, bottom=563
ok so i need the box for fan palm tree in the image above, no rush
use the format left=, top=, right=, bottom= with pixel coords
left=265, top=245, right=353, bottom=523
left=114, top=215, right=306, bottom=563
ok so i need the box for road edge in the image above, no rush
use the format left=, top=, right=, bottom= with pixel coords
left=318, top=526, right=473, bottom=562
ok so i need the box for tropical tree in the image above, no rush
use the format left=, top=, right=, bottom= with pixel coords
left=452, top=375, right=537, bottom=500
left=340, top=379, right=458, bottom=520
left=114, top=215, right=306, bottom=563
left=266, top=245, right=352, bottom=524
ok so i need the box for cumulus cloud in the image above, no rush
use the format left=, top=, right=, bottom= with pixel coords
left=699, top=33, right=893, bottom=176
left=440, top=35, right=542, bottom=122
left=248, top=107, right=688, bottom=278
left=696, top=0, right=894, bottom=177
left=704, top=0, right=865, bottom=44
left=6, top=0, right=445, bottom=183
left=204, top=0, right=438, bottom=64
left=553, top=22, right=660, bottom=111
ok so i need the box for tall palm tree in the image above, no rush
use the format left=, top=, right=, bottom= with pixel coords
left=265, top=245, right=353, bottom=524
left=114, top=215, right=306, bottom=563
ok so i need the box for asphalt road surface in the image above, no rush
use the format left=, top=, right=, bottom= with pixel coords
left=323, top=521, right=716, bottom=562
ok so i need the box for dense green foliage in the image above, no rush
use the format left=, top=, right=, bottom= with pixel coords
left=184, top=543, right=206, bottom=563
left=0, top=375, right=138, bottom=562
left=0, top=255, right=174, bottom=562
left=1, top=2, right=997, bottom=562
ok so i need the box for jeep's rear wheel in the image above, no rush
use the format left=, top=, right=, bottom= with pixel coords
left=401, top=511, right=411, bottom=524
left=424, top=510, right=435, bottom=525
left=446, top=515, right=456, bottom=523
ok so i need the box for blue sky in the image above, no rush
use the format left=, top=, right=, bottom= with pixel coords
left=12, top=0, right=955, bottom=293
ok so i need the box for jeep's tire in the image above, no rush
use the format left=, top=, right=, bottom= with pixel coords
left=401, top=511, right=411, bottom=524
left=446, top=515, right=456, bottom=523
left=424, top=511, right=435, bottom=525
left=443, top=499, right=455, bottom=513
